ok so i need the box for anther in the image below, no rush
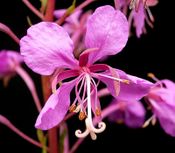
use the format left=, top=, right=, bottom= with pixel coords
left=69, top=104, right=77, bottom=112
left=79, top=111, right=86, bottom=120
left=95, top=108, right=101, bottom=116
left=123, top=79, right=130, bottom=84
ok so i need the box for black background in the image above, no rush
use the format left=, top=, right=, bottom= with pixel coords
left=1, top=0, right=174, bottom=153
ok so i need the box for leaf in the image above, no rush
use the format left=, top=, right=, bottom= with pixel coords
left=37, top=129, right=47, bottom=153
left=40, top=0, right=48, bottom=14
left=59, top=128, right=67, bottom=153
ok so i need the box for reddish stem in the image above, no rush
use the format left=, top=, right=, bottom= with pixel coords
left=42, top=1, right=58, bottom=153
left=0, top=23, right=20, bottom=44
left=75, top=0, right=94, bottom=12
left=16, top=66, right=42, bottom=112
left=0, top=115, right=48, bottom=151
left=22, top=0, right=44, bottom=20
left=41, top=76, right=59, bottom=153
left=44, top=0, right=55, bottom=21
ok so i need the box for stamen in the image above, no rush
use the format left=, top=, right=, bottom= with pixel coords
left=142, top=115, right=156, bottom=128
left=145, top=6, right=154, bottom=22
left=93, top=73, right=130, bottom=84
left=95, top=108, right=101, bottom=116
left=129, top=0, right=136, bottom=9
left=73, top=105, right=81, bottom=113
left=75, top=74, right=106, bottom=140
left=147, top=73, right=160, bottom=82
left=79, top=111, right=86, bottom=120
left=69, top=104, right=77, bottom=112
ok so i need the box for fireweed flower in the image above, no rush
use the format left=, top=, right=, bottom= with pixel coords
left=20, top=5, right=152, bottom=139
left=146, top=79, right=175, bottom=136
left=108, top=98, right=145, bottom=128
left=0, top=50, right=23, bottom=79
left=129, top=0, right=158, bottom=37
left=54, top=9, right=82, bottom=35
left=54, top=9, right=91, bottom=56
left=115, top=0, right=158, bottom=37
left=0, top=50, right=41, bottom=112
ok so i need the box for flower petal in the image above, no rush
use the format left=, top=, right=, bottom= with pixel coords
left=133, top=3, right=145, bottom=38
left=94, top=68, right=153, bottom=101
left=124, top=100, right=145, bottom=128
left=119, top=71, right=153, bottom=100
left=35, top=78, right=78, bottom=130
left=20, top=22, right=78, bottom=75
left=0, top=50, right=23, bottom=77
left=146, top=0, right=158, bottom=6
left=85, top=5, right=129, bottom=64
left=109, top=99, right=145, bottom=128
left=149, top=99, right=175, bottom=136
left=54, top=9, right=82, bottom=25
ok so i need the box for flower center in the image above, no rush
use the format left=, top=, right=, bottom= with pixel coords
left=75, top=74, right=106, bottom=140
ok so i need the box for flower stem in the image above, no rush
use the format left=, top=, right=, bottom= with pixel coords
left=22, top=0, right=44, bottom=20
left=44, top=0, right=55, bottom=21
left=74, top=0, right=94, bottom=12
left=42, top=1, right=58, bottom=153
left=0, top=115, right=48, bottom=150
left=41, top=76, right=59, bottom=153
left=16, top=66, right=42, bottom=112
left=0, top=22, right=20, bottom=44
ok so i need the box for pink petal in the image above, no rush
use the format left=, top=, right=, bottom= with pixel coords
left=119, top=72, right=153, bottom=100
left=149, top=80, right=175, bottom=107
left=0, top=50, right=23, bottom=77
left=109, top=99, right=145, bottom=128
left=94, top=68, right=153, bottom=101
left=149, top=99, right=175, bottom=136
left=85, top=5, right=129, bottom=64
left=35, top=78, right=78, bottom=130
left=91, top=84, right=102, bottom=122
left=54, top=9, right=82, bottom=25
left=133, top=3, right=145, bottom=38
left=20, top=22, right=78, bottom=75
left=161, top=79, right=175, bottom=91
left=124, top=100, right=145, bottom=128
left=145, top=0, right=158, bottom=6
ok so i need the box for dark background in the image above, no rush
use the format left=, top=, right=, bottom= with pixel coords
left=1, top=0, right=174, bottom=153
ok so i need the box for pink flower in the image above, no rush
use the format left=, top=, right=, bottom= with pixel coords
left=108, top=98, right=145, bottom=128
left=146, top=79, right=175, bottom=136
left=0, top=50, right=23, bottom=78
left=54, top=9, right=82, bottom=35
left=115, top=0, right=158, bottom=37
left=129, top=0, right=158, bottom=37
left=20, top=5, right=153, bottom=139
left=0, top=50, right=42, bottom=111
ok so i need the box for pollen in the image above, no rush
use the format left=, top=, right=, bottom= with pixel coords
left=95, top=108, right=101, bottom=116
left=69, top=104, right=77, bottom=112
left=147, top=73, right=155, bottom=79
left=123, top=79, right=130, bottom=84
left=79, top=111, right=86, bottom=120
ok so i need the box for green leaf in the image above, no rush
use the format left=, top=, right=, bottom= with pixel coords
left=59, top=128, right=67, bottom=153
left=40, top=0, right=48, bottom=14
left=66, top=0, right=76, bottom=16
left=26, top=16, right=33, bottom=26
left=37, top=129, right=47, bottom=153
